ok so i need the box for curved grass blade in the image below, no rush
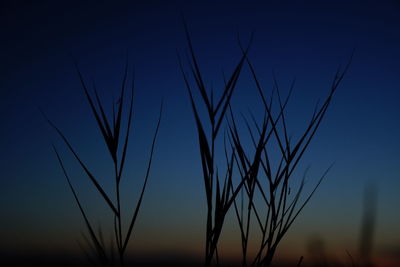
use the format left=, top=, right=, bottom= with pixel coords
left=53, top=145, right=108, bottom=263
left=43, top=112, right=118, bottom=215
left=122, top=101, right=163, bottom=253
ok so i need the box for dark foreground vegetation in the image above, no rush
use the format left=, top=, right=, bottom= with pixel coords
left=41, top=23, right=353, bottom=267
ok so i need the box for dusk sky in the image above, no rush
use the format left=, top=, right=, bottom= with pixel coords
left=1, top=1, right=399, bottom=266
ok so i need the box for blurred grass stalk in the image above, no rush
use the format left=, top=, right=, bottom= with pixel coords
left=44, top=63, right=162, bottom=267
left=359, top=183, right=377, bottom=267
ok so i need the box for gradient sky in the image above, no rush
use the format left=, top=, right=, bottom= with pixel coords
left=1, top=0, right=399, bottom=265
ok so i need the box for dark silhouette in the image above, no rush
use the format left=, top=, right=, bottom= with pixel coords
left=224, top=46, right=352, bottom=267
left=44, top=63, right=162, bottom=267
left=179, top=23, right=252, bottom=267
left=359, top=183, right=378, bottom=267
left=181, top=24, right=352, bottom=267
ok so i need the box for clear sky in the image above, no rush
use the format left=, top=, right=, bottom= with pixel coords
left=1, top=0, right=399, bottom=266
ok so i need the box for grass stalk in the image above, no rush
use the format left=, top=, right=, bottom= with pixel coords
left=45, top=62, right=162, bottom=266
left=179, top=24, right=252, bottom=267
left=225, top=50, right=353, bottom=267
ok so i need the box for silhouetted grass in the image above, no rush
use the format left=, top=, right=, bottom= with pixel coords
left=181, top=23, right=352, bottom=266
left=226, top=47, right=352, bottom=267
left=179, top=22, right=254, bottom=267
left=37, top=23, right=358, bottom=267
left=43, top=62, right=162, bottom=267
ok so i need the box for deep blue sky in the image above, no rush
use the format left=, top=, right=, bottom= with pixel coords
left=1, top=0, right=399, bottom=265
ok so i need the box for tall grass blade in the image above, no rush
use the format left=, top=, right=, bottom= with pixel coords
left=43, top=112, right=118, bottom=215
left=122, top=101, right=163, bottom=253
left=53, top=145, right=108, bottom=263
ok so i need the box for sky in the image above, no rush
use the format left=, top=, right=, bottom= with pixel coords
left=1, top=0, right=400, bottom=266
